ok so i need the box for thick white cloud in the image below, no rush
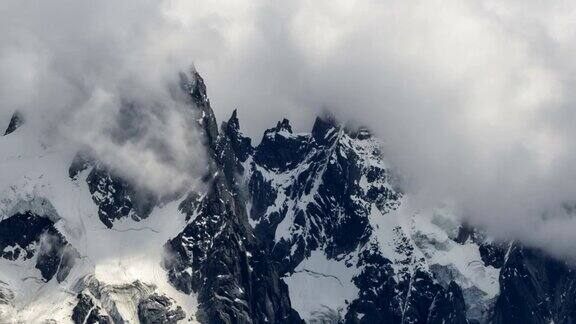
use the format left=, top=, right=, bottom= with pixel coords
left=0, top=0, right=207, bottom=194
left=3, top=0, right=576, bottom=258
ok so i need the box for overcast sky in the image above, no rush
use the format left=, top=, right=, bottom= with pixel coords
left=3, top=0, right=576, bottom=259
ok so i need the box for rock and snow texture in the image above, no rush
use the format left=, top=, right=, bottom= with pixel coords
left=238, top=115, right=502, bottom=323
left=3, top=72, right=576, bottom=323
left=0, top=76, right=201, bottom=323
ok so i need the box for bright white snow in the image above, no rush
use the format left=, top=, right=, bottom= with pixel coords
left=0, top=120, right=198, bottom=323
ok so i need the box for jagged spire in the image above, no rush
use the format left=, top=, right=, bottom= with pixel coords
left=179, top=69, right=219, bottom=151
left=221, top=109, right=242, bottom=136
left=311, top=115, right=338, bottom=144
left=228, top=109, right=240, bottom=131
left=4, top=111, right=23, bottom=136
left=178, top=70, right=209, bottom=107
left=221, top=109, right=253, bottom=163
left=275, top=118, right=293, bottom=133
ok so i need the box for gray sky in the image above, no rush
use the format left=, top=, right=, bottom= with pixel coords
left=3, top=0, right=576, bottom=259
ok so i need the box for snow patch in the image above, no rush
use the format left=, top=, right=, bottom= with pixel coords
left=284, top=250, right=358, bottom=323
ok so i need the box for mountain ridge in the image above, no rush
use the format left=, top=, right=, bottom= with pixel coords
left=1, top=71, right=576, bottom=323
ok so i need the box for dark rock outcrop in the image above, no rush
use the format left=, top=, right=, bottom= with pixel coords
left=163, top=71, right=302, bottom=324
left=72, top=276, right=185, bottom=324
left=69, top=153, right=157, bottom=228
left=493, top=245, right=576, bottom=324
left=138, top=293, right=186, bottom=324
left=427, top=282, right=468, bottom=324
left=0, top=211, right=79, bottom=282
left=3, top=111, right=23, bottom=135
left=72, top=292, right=113, bottom=324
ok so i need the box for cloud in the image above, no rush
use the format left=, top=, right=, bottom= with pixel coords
left=0, top=0, right=207, bottom=194
left=4, top=0, right=576, bottom=259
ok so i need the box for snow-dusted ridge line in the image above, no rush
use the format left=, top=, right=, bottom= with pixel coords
left=3, top=72, right=576, bottom=323
left=238, top=114, right=503, bottom=323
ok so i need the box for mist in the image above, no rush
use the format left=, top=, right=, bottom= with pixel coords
left=0, top=0, right=207, bottom=194
left=3, top=1, right=576, bottom=259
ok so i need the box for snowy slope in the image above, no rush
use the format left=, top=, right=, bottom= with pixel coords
left=0, top=117, right=197, bottom=323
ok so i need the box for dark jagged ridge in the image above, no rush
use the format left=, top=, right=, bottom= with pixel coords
left=161, top=72, right=576, bottom=324
left=52, top=70, right=576, bottom=323
left=163, top=71, right=303, bottom=324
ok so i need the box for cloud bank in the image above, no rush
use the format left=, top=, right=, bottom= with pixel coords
left=3, top=0, right=576, bottom=259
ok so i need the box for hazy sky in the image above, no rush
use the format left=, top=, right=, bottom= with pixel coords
left=3, top=0, right=576, bottom=259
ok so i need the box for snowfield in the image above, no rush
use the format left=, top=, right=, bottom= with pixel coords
left=0, top=123, right=198, bottom=323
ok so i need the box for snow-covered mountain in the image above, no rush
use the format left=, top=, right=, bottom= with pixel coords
left=2, top=71, right=576, bottom=324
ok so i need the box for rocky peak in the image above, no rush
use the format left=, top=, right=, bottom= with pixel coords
left=179, top=70, right=209, bottom=107
left=275, top=118, right=293, bottom=133
left=254, top=118, right=310, bottom=171
left=5, top=71, right=576, bottom=324
left=179, top=70, right=219, bottom=150
left=221, top=109, right=253, bottom=162
left=163, top=73, right=303, bottom=324
left=311, top=115, right=338, bottom=145
left=4, top=111, right=23, bottom=136
left=225, top=109, right=240, bottom=131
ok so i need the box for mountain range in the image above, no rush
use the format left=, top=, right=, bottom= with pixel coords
left=1, top=71, right=576, bottom=324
